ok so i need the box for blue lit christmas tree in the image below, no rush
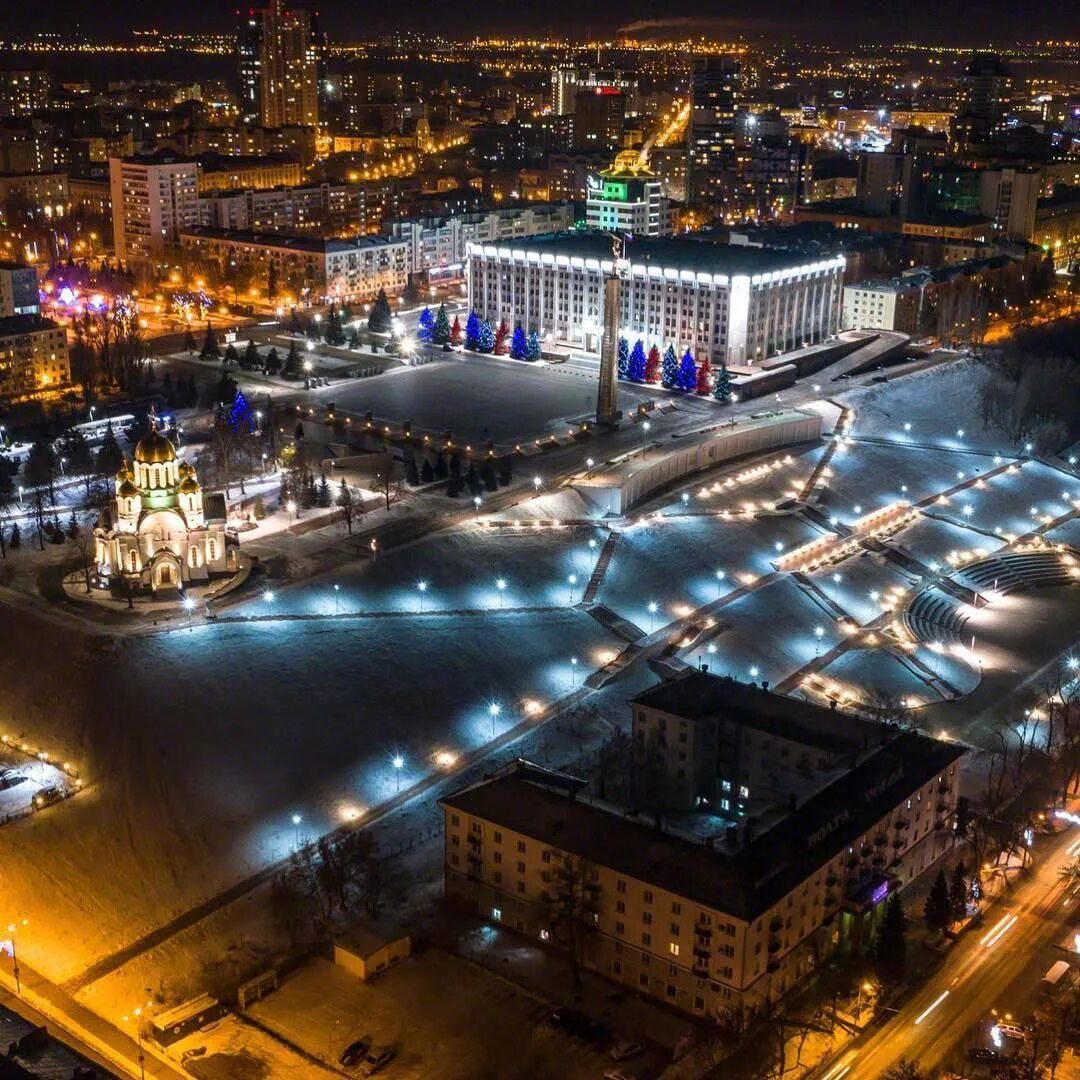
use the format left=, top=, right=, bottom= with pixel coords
left=465, top=312, right=481, bottom=349
left=617, top=336, right=630, bottom=379
left=661, top=344, right=679, bottom=388
left=417, top=307, right=434, bottom=342
left=676, top=348, right=697, bottom=391
left=628, top=340, right=647, bottom=381
left=228, top=388, right=253, bottom=433
left=509, top=325, right=527, bottom=359
left=477, top=321, right=495, bottom=353
left=525, top=330, right=541, bottom=361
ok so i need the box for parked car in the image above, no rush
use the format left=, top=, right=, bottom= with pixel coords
left=0, top=772, right=27, bottom=790
left=995, top=1022, right=1028, bottom=1042
left=338, top=1039, right=371, bottom=1068
left=357, top=1046, right=394, bottom=1076
left=609, top=1041, right=643, bottom=1062
left=32, top=786, right=64, bottom=810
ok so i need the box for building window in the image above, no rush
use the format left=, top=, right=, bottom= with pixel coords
left=517, top=881, right=526, bottom=894
left=494, top=831, right=502, bottom=843
left=644, top=890, right=654, bottom=904
left=539, top=929, right=549, bottom=941
left=517, top=841, right=526, bottom=853
left=643, top=912, right=652, bottom=925
left=672, top=902, right=682, bottom=915
left=617, top=879, right=626, bottom=894
left=492, top=907, right=502, bottom=921
left=669, top=942, right=680, bottom=957
left=517, top=861, right=525, bottom=874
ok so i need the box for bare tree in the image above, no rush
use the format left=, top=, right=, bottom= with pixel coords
left=67, top=515, right=98, bottom=593
left=540, top=853, right=601, bottom=993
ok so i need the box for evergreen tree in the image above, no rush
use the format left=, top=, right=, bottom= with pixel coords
left=432, top=303, right=451, bottom=345
left=9, top=521, right=19, bottom=549
left=348, top=327, right=360, bottom=350
left=253, top=494, right=267, bottom=519
left=948, top=864, right=968, bottom=922
left=434, top=452, right=449, bottom=479
left=200, top=322, right=221, bottom=360
left=464, top=312, right=482, bottom=350
left=283, top=339, right=301, bottom=379
left=661, top=344, right=679, bottom=388
left=628, top=340, right=647, bottom=381
left=420, top=459, right=435, bottom=483
left=645, top=344, right=661, bottom=383
left=477, top=321, right=495, bottom=353
left=265, top=347, right=282, bottom=375
left=481, top=456, right=498, bottom=491
left=924, top=869, right=951, bottom=933
left=96, top=424, right=123, bottom=478
left=242, top=339, right=260, bottom=369
left=450, top=315, right=463, bottom=347
left=325, top=305, right=346, bottom=346
left=676, top=348, right=697, bottom=391
left=874, top=894, right=907, bottom=980
left=183, top=328, right=197, bottom=354
left=417, top=306, right=435, bottom=342
left=316, top=471, right=332, bottom=507
left=301, top=468, right=317, bottom=509
left=368, top=288, right=392, bottom=333
left=466, top=463, right=482, bottom=496
left=223, top=342, right=239, bottom=367
left=695, top=356, right=712, bottom=395
left=525, top=330, right=542, bottom=361
left=617, top=336, right=630, bottom=379
left=267, top=262, right=278, bottom=298
left=509, top=325, right=527, bottom=360
left=713, top=362, right=733, bottom=403
left=493, top=320, right=510, bottom=355
left=405, top=456, right=420, bottom=486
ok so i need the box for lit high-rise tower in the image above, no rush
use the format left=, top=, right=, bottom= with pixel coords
left=687, top=55, right=740, bottom=208
left=245, top=0, right=319, bottom=129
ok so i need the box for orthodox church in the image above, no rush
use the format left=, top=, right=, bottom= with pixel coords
left=94, top=423, right=234, bottom=594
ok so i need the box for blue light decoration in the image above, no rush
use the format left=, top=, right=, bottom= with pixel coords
left=417, top=306, right=435, bottom=342
left=628, top=340, right=647, bottom=381
left=871, top=879, right=890, bottom=905
left=228, top=388, right=253, bottom=433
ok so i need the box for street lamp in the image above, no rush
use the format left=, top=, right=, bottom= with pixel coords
left=473, top=495, right=482, bottom=517
left=647, top=600, right=658, bottom=631
left=291, top=813, right=302, bottom=848
left=641, top=420, right=651, bottom=456
left=814, top=625, right=825, bottom=656
left=570, top=656, right=579, bottom=688
left=263, top=589, right=275, bottom=608
left=585, top=457, right=594, bottom=473
left=286, top=499, right=297, bottom=522
left=333, top=583, right=340, bottom=614
left=417, top=580, right=428, bottom=611
left=122, top=1007, right=147, bottom=1080
left=715, top=569, right=726, bottom=598
left=566, top=574, right=578, bottom=605
left=533, top=475, right=542, bottom=491
left=6, top=920, right=26, bottom=995
left=488, top=701, right=501, bottom=738
left=496, top=577, right=507, bottom=607
left=392, top=754, right=404, bottom=793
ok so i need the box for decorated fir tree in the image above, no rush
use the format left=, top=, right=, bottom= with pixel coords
left=617, top=336, right=630, bottom=379
left=696, top=356, right=712, bottom=395
left=200, top=321, right=220, bottom=360
left=417, top=306, right=434, bottom=342
left=526, top=330, right=542, bottom=361
left=628, top=340, right=647, bottom=381
left=713, top=362, right=733, bottom=403
left=493, top=320, right=510, bottom=355
left=450, top=315, right=463, bottom=347
left=676, top=348, right=698, bottom=392
left=368, top=288, right=392, bottom=333
left=464, top=312, right=481, bottom=349
left=645, top=344, right=661, bottom=383
left=509, top=325, right=527, bottom=359
left=432, top=303, right=451, bottom=345
left=661, top=344, right=679, bottom=388
left=477, top=321, right=495, bottom=352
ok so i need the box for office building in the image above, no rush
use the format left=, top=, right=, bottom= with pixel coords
left=551, top=67, right=636, bottom=117
left=196, top=153, right=303, bottom=193
left=109, top=153, right=200, bottom=263
left=0, top=70, right=50, bottom=118
left=466, top=232, right=844, bottom=366
left=387, top=203, right=574, bottom=279
left=573, top=89, right=625, bottom=152
left=688, top=56, right=740, bottom=207
left=179, top=227, right=408, bottom=303
left=246, top=0, right=319, bottom=129
left=979, top=166, right=1040, bottom=241
left=843, top=279, right=923, bottom=333
left=0, top=262, right=41, bottom=317
left=585, top=151, right=671, bottom=237
left=0, top=314, right=71, bottom=402
left=440, top=690, right=963, bottom=1021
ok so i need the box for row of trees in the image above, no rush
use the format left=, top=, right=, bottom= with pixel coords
left=68, top=299, right=153, bottom=406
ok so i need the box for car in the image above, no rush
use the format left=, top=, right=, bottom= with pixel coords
left=32, top=786, right=64, bottom=810
left=0, top=772, right=27, bottom=790
left=604, top=1070, right=636, bottom=1080
left=338, top=1038, right=371, bottom=1068
left=995, top=1022, right=1027, bottom=1042
left=357, top=1046, right=394, bottom=1076
left=609, top=1041, right=643, bottom=1062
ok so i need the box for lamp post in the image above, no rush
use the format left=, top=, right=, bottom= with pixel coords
left=641, top=420, right=650, bottom=457
left=417, top=580, right=428, bottom=611
left=286, top=499, right=297, bottom=522
left=473, top=495, right=482, bottom=518
left=123, top=1007, right=147, bottom=1080
left=333, top=583, right=340, bottom=614
left=814, top=625, right=825, bottom=657
left=567, top=574, right=577, bottom=605
left=715, top=569, right=726, bottom=598
left=291, top=813, right=302, bottom=849
left=392, top=754, right=404, bottom=793
left=489, top=702, right=501, bottom=739
left=570, top=656, right=578, bottom=688
left=263, top=589, right=275, bottom=610
left=6, top=920, right=25, bottom=995
left=496, top=577, right=506, bottom=608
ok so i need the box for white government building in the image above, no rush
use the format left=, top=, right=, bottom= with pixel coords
left=466, top=233, right=844, bottom=367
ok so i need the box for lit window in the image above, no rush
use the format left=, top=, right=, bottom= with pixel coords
left=492, top=907, right=502, bottom=921
left=669, top=942, right=680, bottom=957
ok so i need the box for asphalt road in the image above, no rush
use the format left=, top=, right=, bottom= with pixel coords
left=822, top=821, right=1080, bottom=1080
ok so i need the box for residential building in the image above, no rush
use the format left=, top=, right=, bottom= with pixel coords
left=109, top=153, right=200, bottom=263
left=236, top=9, right=264, bottom=124
left=573, top=90, right=625, bottom=152
left=440, top=725, right=963, bottom=1021
left=979, top=166, right=1040, bottom=241
left=0, top=71, right=50, bottom=118
left=197, top=182, right=364, bottom=235
left=466, top=232, right=844, bottom=366
left=843, top=279, right=923, bottom=333
left=585, top=151, right=671, bottom=237
left=551, top=67, right=637, bottom=118
left=196, top=152, right=303, bottom=193
left=252, top=0, right=319, bottom=129
left=0, top=173, right=68, bottom=221
left=387, top=203, right=574, bottom=279
left=952, top=53, right=1012, bottom=148
left=0, top=314, right=71, bottom=402
left=688, top=56, right=740, bottom=206
left=179, top=227, right=408, bottom=303
left=0, top=262, right=41, bottom=317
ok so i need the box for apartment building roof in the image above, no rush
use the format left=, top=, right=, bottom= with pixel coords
left=440, top=731, right=963, bottom=921
left=631, top=672, right=875, bottom=754
left=0, top=314, right=61, bottom=336
left=179, top=226, right=404, bottom=255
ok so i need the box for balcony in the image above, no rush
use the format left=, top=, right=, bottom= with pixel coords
left=767, top=937, right=782, bottom=954
left=693, top=943, right=710, bottom=960
left=693, top=962, right=710, bottom=979
left=936, top=801, right=949, bottom=814
left=767, top=959, right=780, bottom=974
left=893, top=818, right=909, bottom=831
left=694, top=923, right=713, bottom=938
left=769, top=917, right=783, bottom=933
left=873, top=834, right=887, bottom=847
left=824, top=891, right=838, bottom=907
left=466, top=832, right=483, bottom=847
left=825, top=873, right=840, bottom=887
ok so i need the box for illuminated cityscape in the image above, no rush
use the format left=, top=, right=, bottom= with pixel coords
left=0, top=8, right=1077, bottom=1080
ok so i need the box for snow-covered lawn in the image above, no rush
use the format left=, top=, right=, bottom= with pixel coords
left=805, top=553, right=915, bottom=625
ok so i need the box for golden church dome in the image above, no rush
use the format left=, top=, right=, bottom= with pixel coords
left=134, top=430, right=177, bottom=464
left=118, top=479, right=138, bottom=497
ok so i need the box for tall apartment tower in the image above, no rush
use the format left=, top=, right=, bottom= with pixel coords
left=952, top=53, right=1011, bottom=147
left=109, top=154, right=200, bottom=264
left=688, top=55, right=740, bottom=207
left=243, top=0, right=319, bottom=129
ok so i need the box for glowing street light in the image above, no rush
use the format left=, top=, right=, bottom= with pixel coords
left=749, top=666, right=760, bottom=679
left=488, top=701, right=501, bottom=738
left=263, top=589, right=275, bottom=608
left=496, top=577, right=507, bottom=607
left=473, top=495, right=482, bottom=517
left=642, top=420, right=651, bottom=456
left=291, top=813, right=302, bottom=848
left=569, top=656, right=579, bottom=688
left=183, top=596, right=195, bottom=613
left=417, top=580, right=428, bottom=611
left=333, top=583, right=341, bottom=613
left=647, top=600, right=658, bottom=631
left=286, top=499, right=297, bottom=522
left=6, top=919, right=26, bottom=995
left=392, top=754, right=404, bottom=792
left=585, top=457, right=595, bottom=473
left=122, top=1006, right=147, bottom=1080
left=533, top=475, right=543, bottom=490
left=567, top=573, right=578, bottom=605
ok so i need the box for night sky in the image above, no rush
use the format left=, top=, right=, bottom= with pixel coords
left=4, top=0, right=1074, bottom=44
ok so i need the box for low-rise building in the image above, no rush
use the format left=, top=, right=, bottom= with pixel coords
left=0, top=173, right=68, bottom=221
left=0, top=261, right=41, bottom=317
left=440, top=716, right=963, bottom=1022
left=196, top=153, right=303, bottom=194
left=843, top=278, right=923, bottom=333
left=0, top=314, right=71, bottom=403
left=179, top=227, right=408, bottom=303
